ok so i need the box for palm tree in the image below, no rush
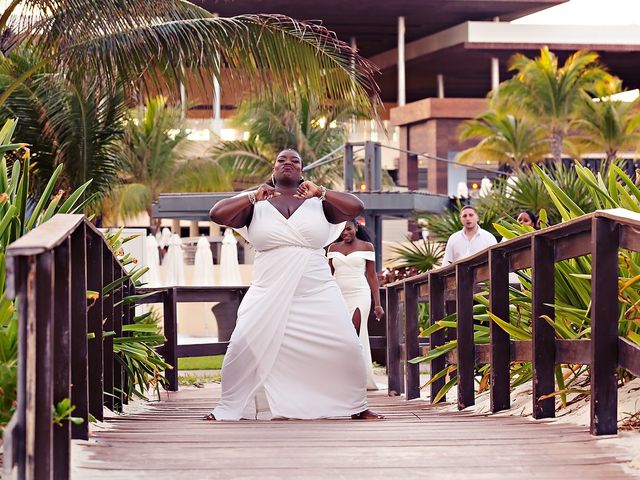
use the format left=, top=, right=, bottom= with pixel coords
left=572, top=78, right=640, bottom=163
left=0, top=49, right=126, bottom=206
left=498, top=47, right=610, bottom=163
left=1, top=2, right=379, bottom=115
left=103, top=96, right=232, bottom=225
left=210, top=92, right=364, bottom=189
left=457, top=111, right=548, bottom=168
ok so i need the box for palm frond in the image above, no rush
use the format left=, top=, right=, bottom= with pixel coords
left=6, top=5, right=381, bottom=115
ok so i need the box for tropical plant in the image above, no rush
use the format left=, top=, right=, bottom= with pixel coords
left=388, top=239, right=444, bottom=273
left=421, top=199, right=504, bottom=243
left=1, top=2, right=379, bottom=116
left=0, top=118, right=92, bottom=433
left=572, top=78, right=640, bottom=163
left=414, top=161, right=640, bottom=405
left=497, top=47, right=611, bottom=163
left=480, top=163, right=595, bottom=225
left=101, top=229, right=169, bottom=402
left=210, top=92, right=365, bottom=189
left=0, top=48, right=126, bottom=207
left=457, top=111, right=548, bottom=167
left=103, top=96, right=232, bottom=225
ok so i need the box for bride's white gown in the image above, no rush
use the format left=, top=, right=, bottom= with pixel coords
left=212, top=197, right=368, bottom=420
left=327, top=250, right=378, bottom=390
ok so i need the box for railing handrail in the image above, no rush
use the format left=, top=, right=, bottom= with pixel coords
left=6, top=214, right=85, bottom=257
left=385, top=207, right=640, bottom=436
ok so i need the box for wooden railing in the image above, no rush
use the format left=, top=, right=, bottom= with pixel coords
left=386, top=210, right=640, bottom=435
left=2, top=215, right=246, bottom=479
left=135, top=286, right=246, bottom=391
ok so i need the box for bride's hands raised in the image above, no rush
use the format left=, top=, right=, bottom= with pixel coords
left=254, top=184, right=280, bottom=201
left=294, top=180, right=322, bottom=199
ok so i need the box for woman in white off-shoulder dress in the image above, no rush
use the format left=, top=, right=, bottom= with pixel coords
left=205, top=149, right=382, bottom=421
left=328, top=220, right=385, bottom=391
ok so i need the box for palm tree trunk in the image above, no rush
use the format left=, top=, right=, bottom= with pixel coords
left=550, top=128, right=563, bottom=164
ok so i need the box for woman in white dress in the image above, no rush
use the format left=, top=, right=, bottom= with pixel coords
left=328, top=221, right=384, bottom=390
left=205, top=149, right=382, bottom=421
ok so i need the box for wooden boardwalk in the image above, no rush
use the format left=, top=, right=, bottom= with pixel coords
left=72, top=385, right=636, bottom=479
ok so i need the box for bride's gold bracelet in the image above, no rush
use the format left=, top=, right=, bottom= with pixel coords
left=248, top=191, right=257, bottom=205
left=319, top=186, right=327, bottom=202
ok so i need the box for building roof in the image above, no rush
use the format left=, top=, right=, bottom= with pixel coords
left=201, top=1, right=566, bottom=56
left=372, top=22, right=640, bottom=100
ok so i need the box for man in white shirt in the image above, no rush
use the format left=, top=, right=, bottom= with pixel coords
left=442, top=205, right=497, bottom=265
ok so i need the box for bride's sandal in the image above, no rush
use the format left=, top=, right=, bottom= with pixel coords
left=351, top=409, right=384, bottom=420
left=203, top=412, right=216, bottom=421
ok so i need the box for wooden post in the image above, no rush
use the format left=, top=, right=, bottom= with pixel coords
left=590, top=217, right=619, bottom=435
left=456, top=264, right=475, bottom=409
left=86, top=232, right=104, bottom=421
left=532, top=236, right=555, bottom=419
left=386, top=286, right=403, bottom=395
left=404, top=282, right=420, bottom=399
left=112, top=263, right=124, bottom=412
left=489, top=249, right=510, bottom=412
left=70, top=224, right=89, bottom=439
left=429, top=274, right=446, bottom=402
left=52, top=240, right=72, bottom=479
left=102, top=248, right=115, bottom=411
left=34, top=252, right=54, bottom=479
left=163, top=287, right=179, bottom=391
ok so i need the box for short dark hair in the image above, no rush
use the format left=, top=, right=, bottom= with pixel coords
left=460, top=205, right=476, bottom=213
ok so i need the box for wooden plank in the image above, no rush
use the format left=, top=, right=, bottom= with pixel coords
left=554, top=230, right=591, bottom=261
left=163, top=288, right=179, bottom=391
left=489, top=249, right=510, bottom=412
left=86, top=231, right=104, bottom=422
left=590, top=217, right=619, bottom=435
left=5, top=214, right=84, bottom=256
left=428, top=274, right=446, bottom=403
left=71, top=386, right=632, bottom=480
left=511, top=340, right=532, bottom=362
left=619, top=223, right=640, bottom=252
left=385, top=286, right=403, bottom=395
left=70, top=224, right=89, bottom=440
left=456, top=264, right=475, bottom=410
left=34, top=252, right=54, bottom=480
left=618, top=337, right=640, bottom=377
left=176, top=343, right=229, bottom=357
left=102, top=249, right=115, bottom=411
left=556, top=339, right=591, bottom=365
left=404, top=282, right=420, bottom=400
left=532, top=236, right=555, bottom=419
left=52, top=239, right=71, bottom=480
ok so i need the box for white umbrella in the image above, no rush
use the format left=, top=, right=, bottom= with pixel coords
left=193, top=236, right=215, bottom=286
left=219, top=229, right=242, bottom=286
left=456, top=181, right=469, bottom=198
left=158, top=227, right=172, bottom=248
left=143, top=234, right=161, bottom=287
left=163, top=234, right=185, bottom=286
left=479, top=177, right=493, bottom=197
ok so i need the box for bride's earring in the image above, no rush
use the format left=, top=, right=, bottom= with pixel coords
left=271, top=174, right=276, bottom=186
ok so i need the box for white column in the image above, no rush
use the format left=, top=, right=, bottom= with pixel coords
left=398, top=16, right=406, bottom=107
left=212, top=72, right=222, bottom=135
left=172, top=219, right=181, bottom=236
left=179, top=81, right=187, bottom=121
left=189, top=221, right=199, bottom=237
left=437, top=74, right=445, bottom=98
left=491, top=57, right=500, bottom=91
left=209, top=222, right=221, bottom=237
